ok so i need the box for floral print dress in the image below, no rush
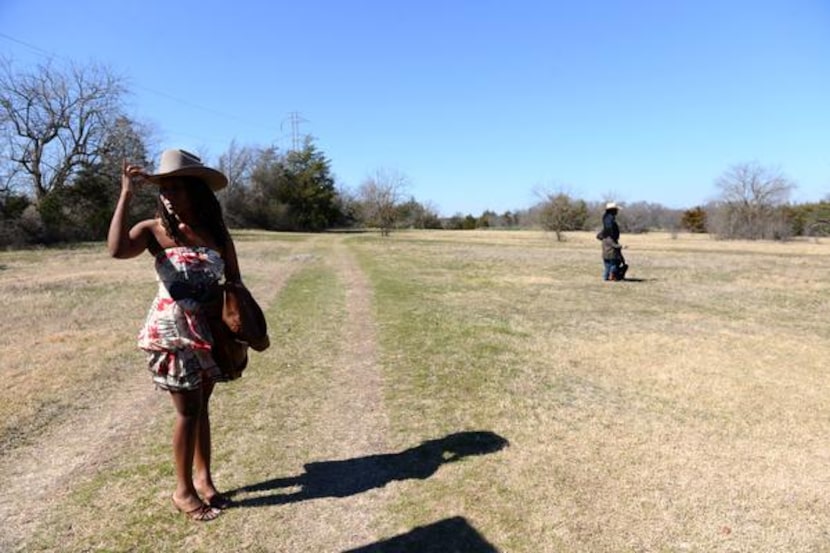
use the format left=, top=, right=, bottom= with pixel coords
left=138, top=246, right=226, bottom=391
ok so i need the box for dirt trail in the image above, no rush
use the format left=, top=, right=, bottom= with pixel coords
left=248, top=239, right=390, bottom=550
left=323, top=241, right=388, bottom=455
left=0, top=362, right=163, bottom=552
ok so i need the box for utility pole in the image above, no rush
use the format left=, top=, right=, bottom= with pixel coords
left=282, top=111, right=308, bottom=151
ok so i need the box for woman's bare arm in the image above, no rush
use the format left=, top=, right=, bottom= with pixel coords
left=108, top=160, right=152, bottom=259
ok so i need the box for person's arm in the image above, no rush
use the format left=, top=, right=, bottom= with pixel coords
left=107, top=160, right=151, bottom=259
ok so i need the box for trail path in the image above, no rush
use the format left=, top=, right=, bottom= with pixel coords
left=0, top=362, right=163, bottom=552
left=306, top=240, right=389, bottom=546
left=235, top=239, right=391, bottom=551
left=323, top=241, right=388, bottom=457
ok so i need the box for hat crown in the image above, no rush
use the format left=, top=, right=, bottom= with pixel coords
left=157, top=149, right=204, bottom=173
left=148, top=148, right=228, bottom=191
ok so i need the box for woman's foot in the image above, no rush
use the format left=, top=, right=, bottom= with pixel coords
left=172, top=495, right=221, bottom=522
left=195, top=480, right=233, bottom=510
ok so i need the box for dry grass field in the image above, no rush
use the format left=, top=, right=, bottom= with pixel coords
left=2, top=229, right=830, bottom=552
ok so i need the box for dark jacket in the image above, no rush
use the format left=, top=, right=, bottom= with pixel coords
left=602, top=210, right=620, bottom=241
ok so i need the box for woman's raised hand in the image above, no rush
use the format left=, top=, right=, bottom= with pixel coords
left=121, top=159, right=149, bottom=193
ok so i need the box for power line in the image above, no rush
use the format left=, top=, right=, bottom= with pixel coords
left=0, top=31, right=281, bottom=138
left=0, top=31, right=53, bottom=57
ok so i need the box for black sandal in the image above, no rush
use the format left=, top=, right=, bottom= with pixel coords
left=173, top=499, right=221, bottom=522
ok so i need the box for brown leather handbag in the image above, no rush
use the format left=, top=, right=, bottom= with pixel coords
left=208, top=282, right=269, bottom=379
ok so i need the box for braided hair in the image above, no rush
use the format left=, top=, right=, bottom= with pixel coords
left=156, top=177, right=230, bottom=249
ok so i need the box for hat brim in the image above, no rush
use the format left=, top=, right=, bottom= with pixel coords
left=146, top=167, right=228, bottom=191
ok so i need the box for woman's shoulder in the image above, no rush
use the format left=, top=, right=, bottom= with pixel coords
left=131, top=218, right=161, bottom=235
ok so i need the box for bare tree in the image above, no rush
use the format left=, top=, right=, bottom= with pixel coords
left=711, top=161, right=795, bottom=239
left=534, top=185, right=588, bottom=241
left=216, top=141, right=260, bottom=227
left=218, top=140, right=258, bottom=191
left=359, top=168, right=409, bottom=236
left=0, top=57, right=126, bottom=203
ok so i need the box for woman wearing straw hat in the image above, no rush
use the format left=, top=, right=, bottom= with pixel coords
left=108, top=149, right=240, bottom=521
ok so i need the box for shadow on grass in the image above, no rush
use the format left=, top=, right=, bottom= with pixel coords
left=229, top=430, right=508, bottom=507
left=343, top=516, right=500, bottom=553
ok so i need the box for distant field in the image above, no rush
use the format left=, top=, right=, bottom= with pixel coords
left=2, top=230, right=830, bottom=552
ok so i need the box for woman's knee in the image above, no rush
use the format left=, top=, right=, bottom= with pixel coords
left=171, top=389, right=203, bottom=418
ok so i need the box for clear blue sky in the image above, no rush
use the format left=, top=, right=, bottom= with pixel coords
left=2, top=0, right=829, bottom=215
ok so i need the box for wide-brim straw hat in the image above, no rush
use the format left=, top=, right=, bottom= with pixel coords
left=605, top=202, right=620, bottom=210
left=146, top=149, right=228, bottom=191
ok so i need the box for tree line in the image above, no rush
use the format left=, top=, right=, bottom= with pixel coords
left=1, top=58, right=827, bottom=247
left=535, top=161, right=830, bottom=241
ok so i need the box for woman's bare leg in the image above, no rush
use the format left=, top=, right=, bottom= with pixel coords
left=170, top=387, right=214, bottom=515
left=193, top=379, right=220, bottom=501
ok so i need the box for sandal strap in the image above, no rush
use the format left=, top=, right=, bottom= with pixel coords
left=187, top=503, right=220, bottom=521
